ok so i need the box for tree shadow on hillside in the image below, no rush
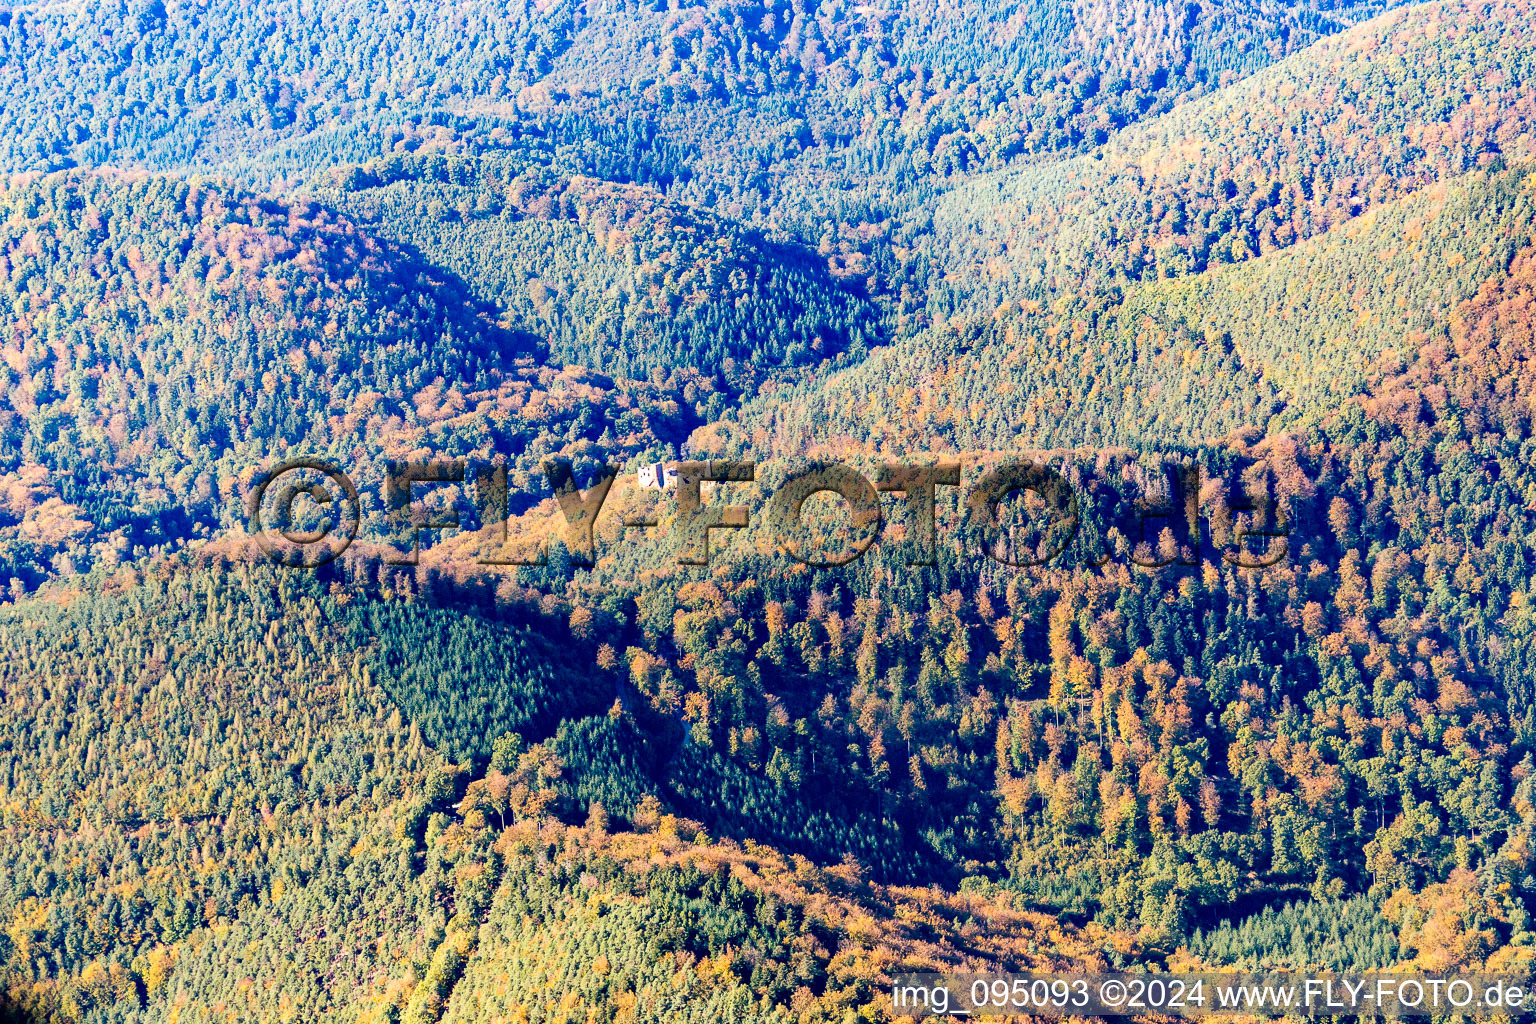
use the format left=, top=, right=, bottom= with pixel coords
left=0, top=992, right=38, bottom=1024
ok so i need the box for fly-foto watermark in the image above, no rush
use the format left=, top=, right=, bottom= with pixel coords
left=245, top=457, right=1291, bottom=570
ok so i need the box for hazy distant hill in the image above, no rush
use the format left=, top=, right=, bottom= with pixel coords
left=928, top=0, right=1536, bottom=306
left=0, top=0, right=1413, bottom=193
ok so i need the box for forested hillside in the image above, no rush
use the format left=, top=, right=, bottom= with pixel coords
left=729, top=163, right=1536, bottom=454
left=0, top=171, right=712, bottom=587
left=0, top=563, right=1132, bottom=1021
left=312, top=156, right=882, bottom=383
left=3, top=0, right=1536, bottom=1020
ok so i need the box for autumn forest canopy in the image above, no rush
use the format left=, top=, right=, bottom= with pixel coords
left=2, top=0, right=1536, bottom=1020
